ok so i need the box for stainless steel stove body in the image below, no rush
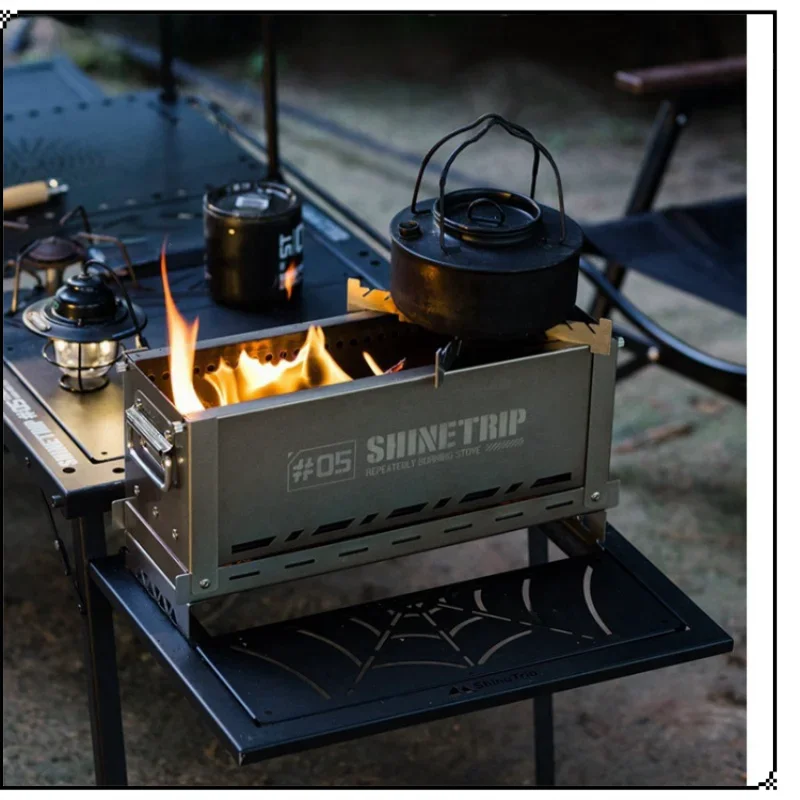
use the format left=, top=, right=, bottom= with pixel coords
left=112, top=310, right=618, bottom=631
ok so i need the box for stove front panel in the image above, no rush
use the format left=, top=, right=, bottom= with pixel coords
left=211, top=343, right=592, bottom=563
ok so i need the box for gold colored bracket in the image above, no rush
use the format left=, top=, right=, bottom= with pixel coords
left=545, top=318, right=612, bottom=355
left=346, top=278, right=408, bottom=320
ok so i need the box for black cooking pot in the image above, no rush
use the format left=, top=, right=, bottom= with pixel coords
left=390, top=114, right=583, bottom=340
left=204, top=180, right=304, bottom=311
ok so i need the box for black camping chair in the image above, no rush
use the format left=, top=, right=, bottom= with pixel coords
left=579, top=56, right=747, bottom=403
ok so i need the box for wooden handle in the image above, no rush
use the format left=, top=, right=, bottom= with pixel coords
left=615, top=56, right=747, bottom=96
left=3, top=181, right=50, bottom=212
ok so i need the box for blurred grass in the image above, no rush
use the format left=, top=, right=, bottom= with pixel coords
left=18, top=22, right=153, bottom=92
left=244, top=50, right=292, bottom=83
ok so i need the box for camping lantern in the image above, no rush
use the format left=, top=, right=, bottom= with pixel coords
left=22, top=259, right=147, bottom=393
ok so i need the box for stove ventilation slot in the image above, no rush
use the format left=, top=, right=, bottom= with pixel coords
left=230, top=570, right=260, bottom=581
left=231, top=536, right=275, bottom=555
left=313, top=518, right=355, bottom=536
left=545, top=500, right=574, bottom=511
left=136, top=568, right=179, bottom=626
left=532, top=472, right=572, bottom=488
left=339, top=546, right=369, bottom=558
left=225, top=476, right=575, bottom=563
left=460, top=487, right=500, bottom=503
left=392, top=534, right=421, bottom=546
left=444, top=522, right=473, bottom=534
left=286, top=558, right=315, bottom=570
left=389, top=502, right=427, bottom=519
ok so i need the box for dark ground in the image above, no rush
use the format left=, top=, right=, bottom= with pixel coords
left=3, top=15, right=746, bottom=787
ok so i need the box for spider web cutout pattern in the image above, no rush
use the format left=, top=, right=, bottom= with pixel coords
left=202, top=557, right=670, bottom=726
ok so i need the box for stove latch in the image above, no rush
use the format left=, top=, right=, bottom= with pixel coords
left=434, top=339, right=463, bottom=388
left=125, top=399, right=176, bottom=492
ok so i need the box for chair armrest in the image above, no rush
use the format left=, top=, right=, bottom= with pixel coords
left=615, top=56, right=746, bottom=96
left=579, top=259, right=746, bottom=403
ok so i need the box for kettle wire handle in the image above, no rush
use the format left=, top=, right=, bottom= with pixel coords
left=410, top=113, right=567, bottom=251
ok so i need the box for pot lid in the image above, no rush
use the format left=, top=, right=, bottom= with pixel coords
left=205, top=180, right=300, bottom=221
left=433, top=188, right=543, bottom=247
left=391, top=199, right=583, bottom=274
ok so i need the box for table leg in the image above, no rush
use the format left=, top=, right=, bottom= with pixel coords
left=72, top=513, right=128, bottom=786
left=528, top=528, right=555, bottom=786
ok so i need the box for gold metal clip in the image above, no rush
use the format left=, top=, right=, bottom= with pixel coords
left=346, top=278, right=612, bottom=354
left=346, top=278, right=409, bottom=320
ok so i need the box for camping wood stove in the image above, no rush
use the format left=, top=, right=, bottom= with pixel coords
left=113, top=307, right=617, bottom=635
left=112, top=115, right=618, bottom=637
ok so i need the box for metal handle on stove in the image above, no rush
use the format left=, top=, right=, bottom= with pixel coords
left=125, top=404, right=175, bottom=492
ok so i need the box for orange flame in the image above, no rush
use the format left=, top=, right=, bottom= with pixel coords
left=362, top=351, right=383, bottom=376
left=205, top=325, right=354, bottom=406
left=363, top=353, right=406, bottom=376
left=284, top=263, right=298, bottom=300
left=160, top=250, right=401, bottom=416
left=160, top=245, right=204, bottom=414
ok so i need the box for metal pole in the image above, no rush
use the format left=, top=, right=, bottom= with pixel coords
left=623, top=99, right=688, bottom=216
left=528, top=527, right=555, bottom=786
left=589, top=99, right=688, bottom=320
left=73, top=513, right=128, bottom=786
left=262, top=14, right=282, bottom=181
left=158, top=14, right=178, bottom=104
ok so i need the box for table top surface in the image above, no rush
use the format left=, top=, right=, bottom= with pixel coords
left=3, top=87, right=389, bottom=516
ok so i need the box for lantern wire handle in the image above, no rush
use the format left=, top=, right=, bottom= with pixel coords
left=59, top=205, right=92, bottom=236
left=74, top=231, right=140, bottom=288
left=82, top=259, right=149, bottom=349
left=6, top=238, right=45, bottom=316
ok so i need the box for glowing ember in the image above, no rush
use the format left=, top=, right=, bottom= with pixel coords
left=364, top=353, right=407, bottom=375
left=284, top=262, right=298, bottom=300
left=205, top=325, right=354, bottom=406
left=160, top=249, right=401, bottom=415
